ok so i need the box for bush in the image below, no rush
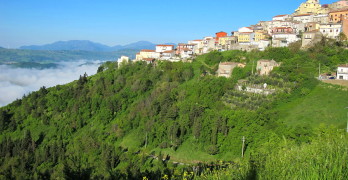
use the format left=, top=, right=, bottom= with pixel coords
left=206, top=145, right=219, bottom=155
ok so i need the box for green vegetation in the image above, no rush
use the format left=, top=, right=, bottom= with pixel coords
left=277, top=83, right=348, bottom=128
left=0, top=42, right=348, bottom=179
left=195, top=129, right=348, bottom=180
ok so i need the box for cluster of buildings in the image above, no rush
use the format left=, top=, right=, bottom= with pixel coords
left=121, top=0, right=348, bottom=80
left=132, top=0, right=348, bottom=63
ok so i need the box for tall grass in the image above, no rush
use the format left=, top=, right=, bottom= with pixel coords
left=195, top=130, right=348, bottom=180
left=255, top=130, right=348, bottom=179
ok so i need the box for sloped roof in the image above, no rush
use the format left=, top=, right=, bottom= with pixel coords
left=141, top=49, right=155, bottom=52
left=143, top=58, right=155, bottom=61
left=338, top=64, right=348, bottom=67
left=156, top=44, right=174, bottom=47
left=274, top=14, right=287, bottom=18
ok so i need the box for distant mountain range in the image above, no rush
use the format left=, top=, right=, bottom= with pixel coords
left=19, top=40, right=174, bottom=52
left=0, top=48, right=140, bottom=66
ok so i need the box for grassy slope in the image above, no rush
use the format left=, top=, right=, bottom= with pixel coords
left=152, top=81, right=348, bottom=163
left=276, top=83, right=348, bottom=129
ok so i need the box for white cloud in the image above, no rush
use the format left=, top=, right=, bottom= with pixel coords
left=0, top=60, right=104, bottom=107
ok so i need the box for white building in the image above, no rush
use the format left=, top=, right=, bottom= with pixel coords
left=188, top=40, right=204, bottom=54
left=319, top=23, right=342, bottom=39
left=272, top=33, right=300, bottom=47
left=337, top=64, right=348, bottom=80
left=256, top=40, right=271, bottom=51
left=238, top=27, right=254, bottom=33
left=156, top=45, right=174, bottom=53
left=313, top=14, right=329, bottom=24
left=293, top=14, right=314, bottom=23
left=272, top=14, right=290, bottom=21
left=266, top=20, right=299, bottom=35
left=160, top=50, right=175, bottom=60
left=118, top=56, right=130, bottom=67
left=292, top=22, right=306, bottom=34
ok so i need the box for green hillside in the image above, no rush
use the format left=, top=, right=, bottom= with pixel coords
left=0, top=43, right=348, bottom=179
left=277, top=83, right=347, bottom=128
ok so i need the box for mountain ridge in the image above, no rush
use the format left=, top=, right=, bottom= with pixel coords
left=19, top=40, right=174, bottom=52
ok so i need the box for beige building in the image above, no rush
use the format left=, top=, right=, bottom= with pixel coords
left=136, top=50, right=159, bottom=61
left=302, top=30, right=323, bottom=48
left=328, top=0, right=348, bottom=11
left=294, top=0, right=328, bottom=15
left=217, top=62, right=246, bottom=78
left=344, top=17, right=348, bottom=38
left=257, top=59, right=280, bottom=75
left=217, top=36, right=238, bottom=51
left=305, top=22, right=320, bottom=31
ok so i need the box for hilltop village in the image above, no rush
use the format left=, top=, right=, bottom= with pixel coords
left=118, top=0, right=348, bottom=80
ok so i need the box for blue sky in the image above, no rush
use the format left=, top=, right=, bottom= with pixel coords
left=0, top=0, right=337, bottom=48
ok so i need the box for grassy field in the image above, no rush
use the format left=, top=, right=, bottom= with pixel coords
left=276, top=82, right=348, bottom=129
left=151, top=137, right=218, bottom=164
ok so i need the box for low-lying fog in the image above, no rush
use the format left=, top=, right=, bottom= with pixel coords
left=0, top=60, right=104, bottom=107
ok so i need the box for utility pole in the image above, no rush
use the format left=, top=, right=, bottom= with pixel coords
left=252, top=61, right=255, bottom=75
left=346, top=107, right=348, bottom=133
left=145, top=132, right=148, bottom=148
left=319, top=63, right=321, bottom=79
left=242, top=136, right=245, bottom=158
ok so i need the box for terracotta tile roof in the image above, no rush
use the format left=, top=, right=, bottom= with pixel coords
left=163, top=50, right=175, bottom=53
left=273, top=31, right=295, bottom=34
left=274, top=27, right=292, bottom=29
left=329, top=8, right=348, bottom=13
left=141, top=49, right=155, bottom=52
left=193, top=39, right=202, bottom=41
left=294, top=14, right=312, bottom=17
left=220, top=62, right=239, bottom=65
left=338, top=64, right=348, bottom=67
left=274, top=14, right=287, bottom=18
left=258, top=59, right=277, bottom=63
left=156, top=44, right=174, bottom=47
left=304, top=30, right=320, bottom=33
left=143, top=58, right=155, bottom=61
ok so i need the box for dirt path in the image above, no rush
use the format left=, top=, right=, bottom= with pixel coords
left=322, top=80, right=348, bottom=88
